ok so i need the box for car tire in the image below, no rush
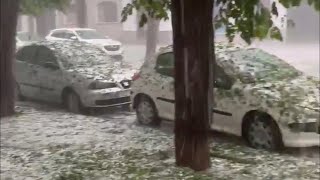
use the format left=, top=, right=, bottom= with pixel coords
left=245, top=113, right=283, bottom=151
left=136, top=95, right=160, bottom=126
left=65, top=91, right=83, bottom=114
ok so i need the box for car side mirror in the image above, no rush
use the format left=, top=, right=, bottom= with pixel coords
left=44, top=62, right=59, bottom=70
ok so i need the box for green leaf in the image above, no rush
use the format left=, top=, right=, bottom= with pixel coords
left=270, top=26, right=283, bottom=41
left=139, top=13, right=148, bottom=27
left=271, top=2, right=278, bottom=16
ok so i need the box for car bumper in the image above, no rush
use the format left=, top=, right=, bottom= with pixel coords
left=104, top=48, right=124, bottom=56
left=81, top=88, right=131, bottom=108
left=281, top=127, right=320, bottom=147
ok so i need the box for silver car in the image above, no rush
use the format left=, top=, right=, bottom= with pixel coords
left=15, top=41, right=135, bottom=113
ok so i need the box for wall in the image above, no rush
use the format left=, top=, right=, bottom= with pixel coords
left=286, top=0, right=320, bottom=43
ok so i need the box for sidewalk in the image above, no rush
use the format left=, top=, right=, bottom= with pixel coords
left=1, top=102, right=319, bottom=179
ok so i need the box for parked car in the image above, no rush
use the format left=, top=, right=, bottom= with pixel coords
left=15, top=41, right=135, bottom=113
left=130, top=44, right=320, bottom=151
left=45, top=28, right=124, bottom=59
left=16, top=31, right=41, bottom=50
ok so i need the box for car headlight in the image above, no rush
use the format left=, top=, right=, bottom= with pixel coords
left=88, top=81, right=118, bottom=90
left=288, top=122, right=319, bottom=133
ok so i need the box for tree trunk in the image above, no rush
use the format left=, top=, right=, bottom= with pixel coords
left=17, top=16, right=22, bottom=32
left=136, top=10, right=146, bottom=40
left=28, top=16, right=35, bottom=33
left=36, top=10, right=56, bottom=37
left=145, top=18, right=160, bottom=61
left=77, top=0, right=87, bottom=28
left=0, top=0, right=19, bottom=117
left=171, top=0, right=214, bottom=171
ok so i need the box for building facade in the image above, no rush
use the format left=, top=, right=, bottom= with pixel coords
left=17, top=0, right=319, bottom=44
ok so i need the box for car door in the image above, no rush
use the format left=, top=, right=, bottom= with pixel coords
left=211, top=64, right=236, bottom=132
left=15, top=45, right=41, bottom=99
left=31, top=46, right=65, bottom=103
left=153, top=52, right=175, bottom=120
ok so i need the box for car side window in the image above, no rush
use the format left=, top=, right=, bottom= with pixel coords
left=51, top=31, right=65, bottom=38
left=155, top=52, right=174, bottom=77
left=16, top=45, right=37, bottom=63
left=64, top=32, right=76, bottom=39
left=214, top=64, right=234, bottom=90
left=33, top=46, right=59, bottom=69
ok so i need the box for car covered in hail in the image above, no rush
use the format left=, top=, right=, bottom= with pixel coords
left=15, top=41, right=135, bottom=113
left=45, top=28, right=124, bottom=59
left=130, top=43, right=320, bottom=150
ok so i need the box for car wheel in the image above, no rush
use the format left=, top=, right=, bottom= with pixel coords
left=246, top=113, right=283, bottom=151
left=65, top=91, right=82, bottom=114
left=136, top=96, right=160, bottom=126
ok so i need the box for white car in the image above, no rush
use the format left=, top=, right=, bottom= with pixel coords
left=45, top=28, right=124, bottom=59
left=15, top=41, right=134, bottom=113
left=130, top=44, right=320, bottom=150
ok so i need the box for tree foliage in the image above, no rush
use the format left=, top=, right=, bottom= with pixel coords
left=20, top=0, right=71, bottom=15
left=121, top=0, right=171, bottom=27
left=122, top=0, right=319, bottom=44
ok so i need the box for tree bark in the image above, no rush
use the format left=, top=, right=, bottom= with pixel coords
left=145, top=18, right=160, bottom=61
left=136, top=10, right=146, bottom=40
left=171, top=0, right=214, bottom=171
left=0, top=0, right=19, bottom=117
left=77, top=0, right=87, bottom=28
left=36, top=9, right=56, bottom=37
left=28, top=16, right=35, bottom=33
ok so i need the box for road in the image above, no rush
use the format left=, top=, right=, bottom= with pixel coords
left=2, top=101, right=319, bottom=179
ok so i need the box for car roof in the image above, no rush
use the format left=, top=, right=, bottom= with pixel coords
left=158, top=42, right=247, bottom=54
left=50, top=28, right=96, bottom=32
left=22, top=40, right=102, bottom=55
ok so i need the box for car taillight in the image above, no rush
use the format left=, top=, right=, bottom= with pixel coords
left=132, top=73, right=140, bottom=81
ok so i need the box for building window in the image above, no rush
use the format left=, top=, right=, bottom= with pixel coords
left=97, top=1, right=118, bottom=23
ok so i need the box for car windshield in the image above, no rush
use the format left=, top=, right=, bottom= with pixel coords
left=17, top=32, right=41, bottom=41
left=75, top=30, right=107, bottom=39
left=228, top=48, right=302, bottom=83
left=57, top=44, right=113, bottom=69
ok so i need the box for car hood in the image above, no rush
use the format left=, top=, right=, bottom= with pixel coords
left=248, top=75, right=320, bottom=125
left=66, top=62, right=136, bottom=83
left=81, top=39, right=121, bottom=46
left=253, top=76, right=319, bottom=111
